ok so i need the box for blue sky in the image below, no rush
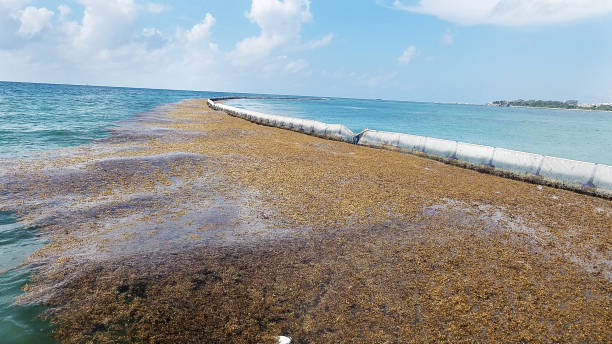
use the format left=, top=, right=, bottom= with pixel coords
left=1, top=0, right=611, bottom=103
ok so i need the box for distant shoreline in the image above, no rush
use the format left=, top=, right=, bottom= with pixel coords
left=487, top=104, right=612, bottom=113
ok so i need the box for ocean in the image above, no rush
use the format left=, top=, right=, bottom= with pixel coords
left=0, top=82, right=246, bottom=158
left=0, top=81, right=610, bottom=342
left=2, top=81, right=610, bottom=163
left=226, top=97, right=612, bottom=165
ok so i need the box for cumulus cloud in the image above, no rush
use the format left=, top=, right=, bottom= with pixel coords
left=68, top=0, right=139, bottom=50
left=0, top=0, right=222, bottom=87
left=0, top=2, right=21, bottom=47
left=0, top=0, right=321, bottom=93
left=138, top=27, right=166, bottom=49
left=392, top=0, right=612, bottom=26
left=229, top=0, right=312, bottom=65
left=0, top=0, right=28, bottom=10
left=58, top=5, right=71, bottom=19
left=18, top=6, right=54, bottom=37
left=398, top=46, right=417, bottom=64
left=183, top=13, right=215, bottom=43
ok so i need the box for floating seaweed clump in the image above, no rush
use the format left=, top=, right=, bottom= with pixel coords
left=0, top=99, right=609, bottom=343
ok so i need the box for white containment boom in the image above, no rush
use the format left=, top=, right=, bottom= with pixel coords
left=490, top=148, right=543, bottom=176
left=207, top=99, right=612, bottom=197
left=208, top=98, right=355, bottom=144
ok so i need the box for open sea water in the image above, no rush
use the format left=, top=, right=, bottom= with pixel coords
left=0, top=82, right=242, bottom=158
left=1, top=81, right=610, bottom=342
left=226, top=97, right=612, bottom=165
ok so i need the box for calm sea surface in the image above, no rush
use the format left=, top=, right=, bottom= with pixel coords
left=227, top=97, right=612, bottom=165
left=0, top=82, right=244, bottom=158
left=1, top=81, right=610, bottom=342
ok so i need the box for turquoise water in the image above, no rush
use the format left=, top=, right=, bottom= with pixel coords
left=0, top=81, right=249, bottom=342
left=0, top=212, right=54, bottom=343
left=0, top=81, right=244, bottom=157
left=226, top=98, right=612, bottom=165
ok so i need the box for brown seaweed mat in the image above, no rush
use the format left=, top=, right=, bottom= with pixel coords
left=0, top=99, right=610, bottom=343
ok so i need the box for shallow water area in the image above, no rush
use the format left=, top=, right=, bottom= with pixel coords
left=0, top=100, right=295, bottom=307
left=0, top=212, right=54, bottom=343
left=0, top=97, right=286, bottom=341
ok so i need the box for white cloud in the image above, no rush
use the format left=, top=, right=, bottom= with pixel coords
left=5, top=1, right=221, bottom=88
left=184, top=12, right=215, bottom=43
left=0, top=0, right=28, bottom=10
left=441, top=30, right=453, bottom=45
left=0, top=0, right=320, bottom=93
left=398, top=46, right=417, bottom=64
left=139, top=26, right=167, bottom=49
left=229, top=0, right=312, bottom=65
left=18, top=6, right=54, bottom=37
left=302, top=33, right=334, bottom=49
left=69, top=0, right=139, bottom=50
left=58, top=5, right=71, bottom=19
left=393, top=0, right=612, bottom=26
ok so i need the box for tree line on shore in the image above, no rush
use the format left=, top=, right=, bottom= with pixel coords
left=491, top=99, right=612, bottom=111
